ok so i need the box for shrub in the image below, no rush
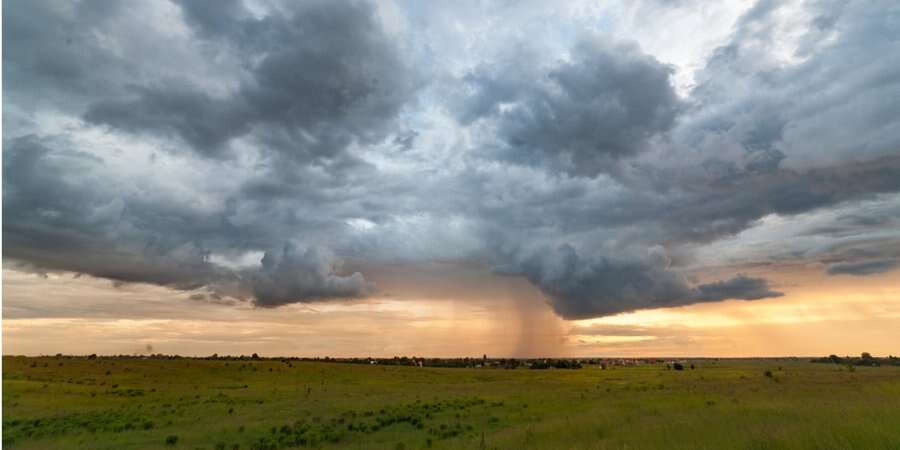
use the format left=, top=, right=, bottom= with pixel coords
left=165, top=435, right=178, bottom=445
left=764, top=370, right=773, bottom=378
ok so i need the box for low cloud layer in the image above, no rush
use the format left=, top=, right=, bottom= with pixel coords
left=248, top=244, right=371, bottom=307
left=499, top=244, right=781, bottom=318
left=4, top=0, right=900, bottom=317
left=827, top=259, right=900, bottom=277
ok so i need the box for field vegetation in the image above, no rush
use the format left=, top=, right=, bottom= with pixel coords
left=4, top=355, right=900, bottom=449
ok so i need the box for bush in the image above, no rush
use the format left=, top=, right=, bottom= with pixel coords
left=764, top=370, right=773, bottom=378
left=165, top=435, right=178, bottom=445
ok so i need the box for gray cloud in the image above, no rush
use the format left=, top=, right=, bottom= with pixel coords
left=2, top=135, right=369, bottom=305
left=4, top=0, right=900, bottom=321
left=498, top=244, right=781, bottom=319
left=456, top=36, right=681, bottom=176
left=247, top=244, right=371, bottom=307
left=84, top=85, right=251, bottom=156
left=826, top=259, right=899, bottom=277
left=2, top=1, right=127, bottom=107
left=694, top=275, right=782, bottom=302
left=681, top=0, right=900, bottom=170
left=80, top=0, right=421, bottom=163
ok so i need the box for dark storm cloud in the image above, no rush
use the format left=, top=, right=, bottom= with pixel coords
left=83, top=0, right=420, bottom=163
left=175, top=0, right=248, bottom=38
left=694, top=276, right=781, bottom=302
left=2, top=135, right=369, bottom=305
left=5, top=0, right=900, bottom=320
left=651, top=156, right=900, bottom=243
left=498, top=244, right=781, bottom=319
left=456, top=36, right=681, bottom=176
left=84, top=85, right=251, bottom=156
left=248, top=244, right=371, bottom=307
left=4, top=0, right=406, bottom=305
left=826, top=259, right=899, bottom=277
left=456, top=153, right=900, bottom=252
left=2, top=1, right=127, bottom=107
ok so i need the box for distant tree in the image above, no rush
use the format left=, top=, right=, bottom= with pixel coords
left=251, top=353, right=259, bottom=360
left=530, top=360, right=551, bottom=370
left=673, top=363, right=684, bottom=371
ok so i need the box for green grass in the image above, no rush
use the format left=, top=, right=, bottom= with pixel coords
left=4, top=356, right=900, bottom=449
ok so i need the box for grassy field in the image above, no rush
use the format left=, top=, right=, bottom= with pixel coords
left=3, top=356, right=900, bottom=450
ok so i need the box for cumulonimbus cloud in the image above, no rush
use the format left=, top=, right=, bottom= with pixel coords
left=3, top=0, right=900, bottom=319
left=497, top=244, right=782, bottom=319
left=455, top=36, right=681, bottom=176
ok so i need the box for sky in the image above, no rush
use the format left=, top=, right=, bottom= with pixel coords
left=3, top=0, right=900, bottom=357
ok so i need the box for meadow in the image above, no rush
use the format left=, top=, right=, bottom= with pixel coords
left=3, top=356, right=900, bottom=449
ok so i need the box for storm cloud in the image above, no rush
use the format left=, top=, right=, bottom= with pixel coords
left=826, top=259, right=900, bottom=277
left=456, top=36, right=681, bottom=176
left=248, top=244, right=371, bottom=307
left=499, top=244, right=781, bottom=319
left=4, top=0, right=900, bottom=318
left=82, top=0, right=420, bottom=163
